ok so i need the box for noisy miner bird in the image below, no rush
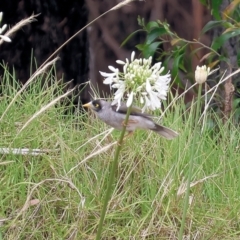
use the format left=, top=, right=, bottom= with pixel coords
left=83, top=99, right=178, bottom=140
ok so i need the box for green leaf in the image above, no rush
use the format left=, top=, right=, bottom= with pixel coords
left=201, top=20, right=227, bottom=34
left=199, top=0, right=207, bottom=6
left=199, top=52, right=217, bottom=62
left=137, top=16, right=145, bottom=27
left=211, top=29, right=240, bottom=51
left=136, top=43, right=145, bottom=51
left=170, top=38, right=184, bottom=46
left=146, top=27, right=167, bottom=44
left=211, top=0, right=223, bottom=20
left=237, top=50, right=240, bottom=67
left=218, top=55, right=230, bottom=64
left=231, top=5, right=240, bottom=22
left=233, top=98, right=240, bottom=109
left=141, top=42, right=162, bottom=58
left=121, top=29, right=144, bottom=47
left=145, top=21, right=159, bottom=32
left=171, top=53, right=184, bottom=86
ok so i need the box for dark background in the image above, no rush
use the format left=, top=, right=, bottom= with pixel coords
left=0, top=0, right=235, bottom=105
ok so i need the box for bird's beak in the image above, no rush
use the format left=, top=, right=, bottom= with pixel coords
left=83, top=101, right=92, bottom=108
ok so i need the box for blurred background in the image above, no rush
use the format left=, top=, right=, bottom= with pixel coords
left=0, top=0, right=226, bottom=105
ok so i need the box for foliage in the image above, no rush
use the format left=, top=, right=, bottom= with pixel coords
left=1, top=1, right=240, bottom=239
left=124, top=1, right=239, bottom=81
left=123, top=0, right=240, bottom=122
left=120, top=2, right=240, bottom=239
left=0, top=66, right=240, bottom=239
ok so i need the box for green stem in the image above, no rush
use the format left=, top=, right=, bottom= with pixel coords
left=95, top=105, right=132, bottom=240
left=178, top=83, right=202, bottom=240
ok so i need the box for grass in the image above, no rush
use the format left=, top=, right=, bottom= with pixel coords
left=0, top=66, right=240, bottom=240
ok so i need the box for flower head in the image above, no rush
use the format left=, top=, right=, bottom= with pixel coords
left=195, top=65, right=218, bottom=84
left=195, top=65, right=210, bottom=84
left=100, top=51, right=171, bottom=112
left=0, top=12, right=11, bottom=43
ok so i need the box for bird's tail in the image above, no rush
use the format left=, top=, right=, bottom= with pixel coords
left=151, top=124, right=178, bottom=140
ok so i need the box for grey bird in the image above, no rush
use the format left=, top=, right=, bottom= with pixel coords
left=83, top=99, right=178, bottom=140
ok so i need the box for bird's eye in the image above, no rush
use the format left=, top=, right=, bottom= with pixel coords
left=95, top=103, right=99, bottom=107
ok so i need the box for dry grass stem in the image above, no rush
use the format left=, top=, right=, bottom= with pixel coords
left=199, top=70, right=227, bottom=127
left=0, top=148, right=56, bottom=156
left=16, top=178, right=84, bottom=220
left=177, top=174, right=218, bottom=196
left=75, top=128, right=114, bottom=152
left=0, top=14, right=39, bottom=45
left=18, top=87, right=75, bottom=133
left=111, top=0, right=140, bottom=11
left=68, top=141, right=118, bottom=175
left=204, top=68, right=240, bottom=96
left=160, top=82, right=198, bottom=119
left=0, top=161, right=15, bottom=165
left=0, top=57, right=60, bottom=122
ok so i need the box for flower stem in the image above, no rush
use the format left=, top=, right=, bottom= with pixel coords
left=95, top=105, right=132, bottom=240
left=178, top=84, right=202, bottom=240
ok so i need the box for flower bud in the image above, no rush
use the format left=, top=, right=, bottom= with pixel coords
left=195, top=65, right=210, bottom=84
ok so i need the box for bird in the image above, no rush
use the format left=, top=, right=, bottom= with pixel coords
left=83, top=99, right=178, bottom=140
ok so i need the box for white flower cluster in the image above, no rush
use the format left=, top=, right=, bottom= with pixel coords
left=0, top=12, right=11, bottom=42
left=100, top=51, right=171, bottom=112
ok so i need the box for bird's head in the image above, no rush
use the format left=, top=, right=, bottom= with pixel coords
left=83, top=99, right=105, bottom=112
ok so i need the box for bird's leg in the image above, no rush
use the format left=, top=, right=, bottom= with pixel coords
left=121, top=120, right=136, bottom=140
left=120, top=120, right=136, bottom=143
left=117, top=131, right=133, bottom=146
left=124, top=131, right=134, bottom=138
left=116, top=131, right=133, bottom=146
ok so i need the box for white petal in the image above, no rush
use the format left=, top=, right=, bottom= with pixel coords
left=114, top=90, right=124, bottom=99
left=112, top=83, right=120, bottom=88
left=142, top=96, right=151, bottom=112
left=131, top=51, right=135, bottom=62
left=148, top=57, right=152, bottom=65
left=123, top=63, right=128, bottom=74
left=99, top=71, right=115, bottom=77
left=149, top=91, right=161, bottom=109
left=103, top=77, right=114, bottom=84
left=153, top=62, right=162, bottom=71
left=0, top=35, right=11, bottom=42
left=116, top=60, right=125, bottom=65
left=146, top=79, right=152, bottom=92
left=108, top=65, right=118, bottom=72
left=114, top=82, right=125, bottom=97
left=0, top=24, right=7, bottom=34
left=159, top=66, right=165, bottom=74
left=126, top=91, right=134, bottom=107
left=111, top=99, right=121, bottom=111
left=116, top=98, right=122, bottom=111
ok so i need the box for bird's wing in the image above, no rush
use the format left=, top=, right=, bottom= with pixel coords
left=111, top=102, right=152, bottom=119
